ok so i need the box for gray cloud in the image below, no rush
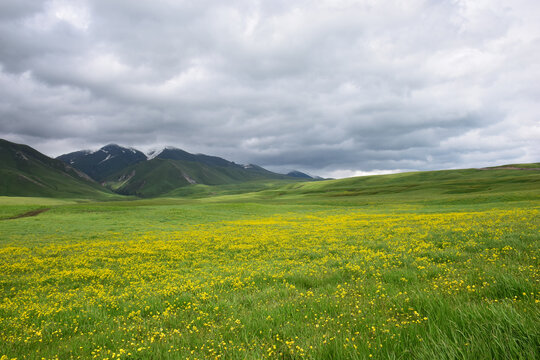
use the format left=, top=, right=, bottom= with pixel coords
left=1, top=0, right=539, bottom=178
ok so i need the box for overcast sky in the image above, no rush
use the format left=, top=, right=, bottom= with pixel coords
left=0, top=0, right=538, bottom=178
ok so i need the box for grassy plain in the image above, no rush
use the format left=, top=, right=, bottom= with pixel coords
left=0, top=168, right=539, bottom=359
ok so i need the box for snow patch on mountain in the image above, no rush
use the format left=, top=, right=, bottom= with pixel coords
left=146, top=148, right=163, bottom=160
left=146, top=146, right=179, bottom=160
left=98, top=154, right=113, bottom=164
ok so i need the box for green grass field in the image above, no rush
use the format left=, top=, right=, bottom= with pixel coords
left=1, top=168, right=539, bottom=359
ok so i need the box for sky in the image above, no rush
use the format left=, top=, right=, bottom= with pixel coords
left=0, top=0, right=539, bottom=178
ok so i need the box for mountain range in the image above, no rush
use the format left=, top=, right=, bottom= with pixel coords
left=57, top=144, right=147, bottom=181
left=1, top=139, right=318, bottom=198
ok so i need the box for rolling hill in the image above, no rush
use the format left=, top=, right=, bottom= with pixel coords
left=0, top=139, right=119, bottom=198
left=229, top=163, right=540, bottom=206
left=176, top=165, right=540, bottom=206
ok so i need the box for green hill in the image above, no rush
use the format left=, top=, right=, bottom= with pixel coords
left=179, top=165, right=540, bottom=207
left=0, top=139, right=121, bottom=199
left=105, top=158, right=296, bottom=197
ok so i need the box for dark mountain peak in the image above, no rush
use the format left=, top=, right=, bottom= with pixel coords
left=57, top=144, right=146, bottom=181
left=151, top=146, right=238, bottom=168
left=100, top=144, right=143, bottom=155
left=159, top=147, right=192, bottom=158
left=242, top=164, right=267, bottom=171
left=147, top=146, right=188, bottom=160
left=287, top=170, right=313, bottom=179
left=99, top=144, right=120, bottom=154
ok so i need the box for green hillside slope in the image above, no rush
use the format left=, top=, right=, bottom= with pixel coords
left=105, top=158, right=294, bottom=197
left=0, top=139, right=120, bottom=199
left=184, top=166, right=540, bottom=207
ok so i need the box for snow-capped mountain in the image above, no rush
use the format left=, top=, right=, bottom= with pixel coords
left=57, top=144, right=147, bottom=181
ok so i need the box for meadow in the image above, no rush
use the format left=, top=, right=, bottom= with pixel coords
left=0, top=168, right=539, bottom=359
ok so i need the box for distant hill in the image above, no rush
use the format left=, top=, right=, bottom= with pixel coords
left=0, top=139, right=117, bottom=198
left=57, top=144, right=147, bottom=181
left=287, top=170, right=314, bottom=179
left=479, top=163, right=540, bottom=170
left=242, top=166, right=540, bottom=205
left=118, top=163, right=539, bottom=202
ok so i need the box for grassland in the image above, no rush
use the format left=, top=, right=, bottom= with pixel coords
left=0, top=167, right=539, bottom=359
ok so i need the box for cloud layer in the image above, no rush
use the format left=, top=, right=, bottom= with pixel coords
left=1, top=0, right=539, bottom=177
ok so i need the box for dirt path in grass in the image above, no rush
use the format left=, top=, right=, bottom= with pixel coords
left=3, top=208, right=51, bottom=220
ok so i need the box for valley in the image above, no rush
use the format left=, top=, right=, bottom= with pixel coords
left=0, top=139, right=539, bottom=359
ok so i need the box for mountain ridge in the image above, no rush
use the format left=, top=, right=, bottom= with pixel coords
left=56, top=144, right=319, bottom=196
left=0, top=139, right=118, bottom=198
left=104, top=156, right=297, bottom=197
left=57, top=144, right=147, bottom=181
left=54, top=143, right=316, bottom=197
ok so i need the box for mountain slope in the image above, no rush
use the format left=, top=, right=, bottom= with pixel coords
left=150, top=147, right=237, bottom=167
left=287, top=170, right=314, bottom=179
left=152, top=147, right=300, bottom=178
left=105, top=157, right=294, bottom=197
left=57, top=144, right=147, bottom=181
left=0, top=139, right=118, bottom=198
